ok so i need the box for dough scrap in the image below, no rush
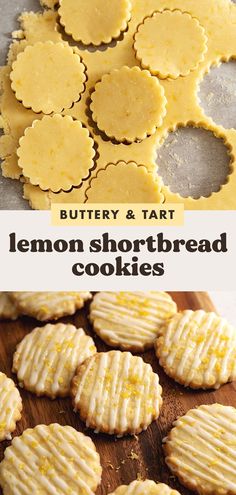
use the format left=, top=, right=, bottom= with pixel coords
left=0, top=372, right=22, bottom=441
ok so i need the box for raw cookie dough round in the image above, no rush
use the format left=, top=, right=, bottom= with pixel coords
left=90, top=66, right=167, bottom=142
left=156, top=310, right=236, bottom=389
left=10, top=291, right=92, bottom=321
left=71, top=350, right=162, bottom=436
left=86, top=161, right=163, bottom=203
left=59, top=0, right=132, bottom=46
left=0, top=373, right=22, bottom=442
left=90, top=291, right=177, bottom=352
left=0, top=293, right=20, bottom=320
left=134, top=10, right=208, bottom=79
left=164, top=404, right=236, bottom=495
left=10, top=41, right=86, bottom=113
left=110, top=481, right=181, bottom=495
left=0, top=424, right=102, bottom=495
left=13, top=323, right=97, bottom=398
left=17, top=115, right=95, bottom=192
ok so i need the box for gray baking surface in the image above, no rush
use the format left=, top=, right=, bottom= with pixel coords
left=0, top=0, right=235, bottom=209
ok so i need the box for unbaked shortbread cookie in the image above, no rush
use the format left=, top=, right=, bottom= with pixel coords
left=59, top=0, right=132, bottom=45
left=0, top=372, right=22, bottom=442
left=10, top=291, right=92, bottom=321
left=134, top=10, right=208, bottom=79
left=90, top=291, right=177, bottom=352
left=109, top=480, right=181, bottom=495
left=13, top=323, right=96, bottom=398
left=164, top=404, right=236, bottom=495
left=90, top=66, right=167, bottom=142
left=0, top=293, right=20, bottom=320
left=71, top=350, right=162, bottom=436
left=156, top=310, right=236, bottom=389
left=0, top=424, right=102, bottom=495
left=10, top=41, right=86, bottom=113
left=86, top=162, right=164, bottom=203
left=17, top=115, right=95, bottom=192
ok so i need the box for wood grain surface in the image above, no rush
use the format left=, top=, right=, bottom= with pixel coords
left=0, top=292, right=235, bottom=495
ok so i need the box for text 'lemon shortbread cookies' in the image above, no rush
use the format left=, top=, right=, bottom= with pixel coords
left=0, top=293, right=20, bottom=320
left=17, top=115, right=95, bottom=192
left=156, top=310, right=236, bottom=389
left=0, top=424, right=102, bottom=495
left=10, top=41, right=86, bottom=114
left=59, top=0, right=132, bottom=45
left=164, top=404, right=236, bottom=495
left=109, top=480, right=182, bottom=495
left=86, top=161, right=164, bottom=203
left=90, top=66, right=167, bottom=143
left=134, top=10, right=208, bottom=80
left=90, top=291, right=177, bottom=352
left=10, top=291, right=92, bottom=321
left=13, top=323, right=96, bottom=399
left=71, top=350, right=162, bottom=436
left=0, top=373, right=22, bottom=442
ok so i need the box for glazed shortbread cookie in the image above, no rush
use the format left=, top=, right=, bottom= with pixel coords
left=109, top=481, right=181, bottom=495
left=156, top=310, right=236, bottom=389
left=59, top=0, right=132, bottom=45
left=0, top=373, right=22, bottom=442
left=13, top=323, right=96, bottom=398
left=17, top=115, right=95, bottom=192
left=71, top=350, right=162, bottom=436
left=90, top=291, right=177, bottom=352
left=134, top=10, right=208, bottom=79
left=10, top=41, right=86, bottom=113
left=164, top=404, right=236, bottom=495
left=0, top=293, right=20, bottom=320
left=91, top=66, right=167, bottom=142
left=0, top=424, right=102, bottom=495
left=10, top=291, right=92, bottom=321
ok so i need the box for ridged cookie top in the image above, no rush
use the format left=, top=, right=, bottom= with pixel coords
left=109, top=480, right=182, bottom=494
left=0, top=372, right=22, bottom=442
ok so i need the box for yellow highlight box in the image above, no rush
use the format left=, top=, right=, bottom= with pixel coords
left=51, top=204, right=184, bottom=226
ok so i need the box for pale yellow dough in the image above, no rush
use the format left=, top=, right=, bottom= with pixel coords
left=10, top=291, right=92, bottom=321
left=59, top=0, right=132, bottom=45
left=0, top=372, right=22, bottom=442
left=13, top=323, right=96, bottom=398
left=71, top=350, right=163, bottom=436
left=0, top=293, right=20, bottom=320
left=164, top=404, right=236, bottom=495
left=17, top=115, right=95, bottom=192
left=134, top=10, right=208, bottom=79
left=156, top=310, right=236, bottom=389
left=0, top=424, right=102, bottom=495
left=90, top=291, right=177, bottom=352
left=110, top=481, right=181, bottom=495
left=86, top=161, right=164, bottom=203
left=91, top=66, right=167, bottom=142
left=10, top=41, right=86, bottom=114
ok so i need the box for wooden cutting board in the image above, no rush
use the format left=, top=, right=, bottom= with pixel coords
left=0, top=292, right=235, bottom=495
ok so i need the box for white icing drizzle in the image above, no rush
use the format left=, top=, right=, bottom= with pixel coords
left=73, top=350, right=162, bottom=435
left=90, top=291, right=177, bottom=350
left=0, top=372, right=22, bottom=441
left=165, top=404, right=236, bottom=493
left=110, top=480, right=181, bottom=495
left=0, top=424, right=102, bottom=495
left=13, top=323, right=96, bottom=398
left=157, top=310, right=236, bottom=388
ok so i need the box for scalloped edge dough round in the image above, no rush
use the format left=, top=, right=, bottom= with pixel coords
left=0, top=293, right=21, bottom=320
left=0, top=372, right=22, bottom=442
left=109, top=480, right=182, bottom=495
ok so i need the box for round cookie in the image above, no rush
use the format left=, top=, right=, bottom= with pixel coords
left=0, top=424, right=102, bottom=495
left=90, top=291, right=177, bottom=352
left=0, top=293, right=20, bottom=320
left=0, top=373, right=22, bottom=442
left=155, top=310, right=236, bottom=389
left=59, top=0, right=132, bottom=46
left=17, top=115, right=95, bottom=192
left=10, top=41, right=86, bottom=113
left=13, top=323, right=96, bottom=399
left=134, top=10, right=208, bottom=79
left=71, top=350, right=162, bottom=436
left=164, top=404, right=236, bottom=495
left=90, top=66, right=167, bottom=142
left=86, top=162, right=163, bottom=203
left=10, top=291, right=92, bottom=321
left=109, top=480, right=181, bottom=495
